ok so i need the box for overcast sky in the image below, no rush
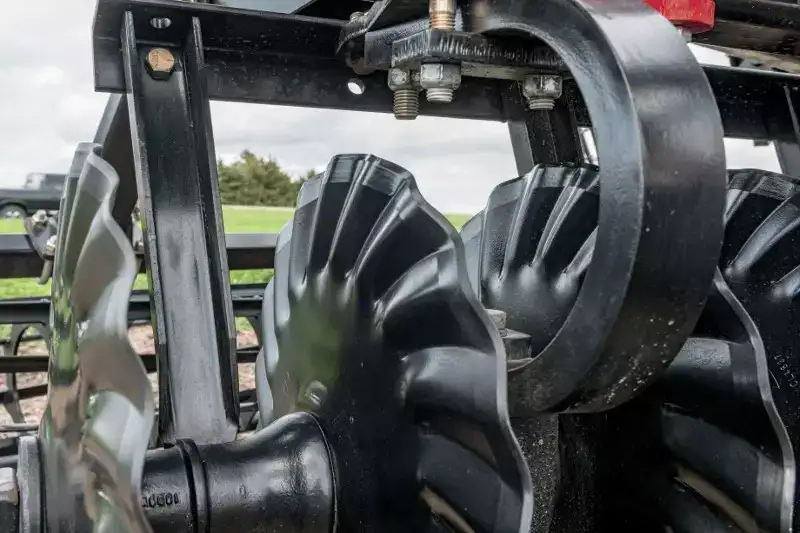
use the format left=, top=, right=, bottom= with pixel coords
left=0, top=1, right=783, bottom=214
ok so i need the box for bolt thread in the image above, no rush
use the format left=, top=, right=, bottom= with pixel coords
left=527, top=98, right=555, bottom=111
left=394, top=89, right=419, bottom=120
left=429, top=11, right=456, bottom=30
left=426, top=87, right=454, bottom=104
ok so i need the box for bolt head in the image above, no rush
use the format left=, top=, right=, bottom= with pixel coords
left=419, top=63, right=461, bottom=90
left=0, top=468, right=18, bottom=505
left=388, top=68, right=413, bottom=91
left=145, top=48, right=175, bottom=80
left=31, top=210, right=48, bottom=227
left=521, top=74, right=562, bottom=100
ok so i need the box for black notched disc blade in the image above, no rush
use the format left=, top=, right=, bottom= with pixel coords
left=462, top=165, right=796, bottom=532
left=256, top=154, right=532, bottom=533
left=717, top=169, right=800, bottom=532
left=462, top=159, right=722, bottom=413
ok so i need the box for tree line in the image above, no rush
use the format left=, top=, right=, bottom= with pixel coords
left=218, top=150, right=316, bottom=207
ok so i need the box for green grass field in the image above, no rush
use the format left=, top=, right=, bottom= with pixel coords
left=0, top=206, right=473, bottom=300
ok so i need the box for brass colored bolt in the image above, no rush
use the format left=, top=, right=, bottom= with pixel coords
left=145, top=48, right=175, bottom=80
left=429, top=0, right=456, bottom=31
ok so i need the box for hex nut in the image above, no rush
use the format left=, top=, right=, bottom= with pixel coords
left=521, top=74, right=563, bottom=100
left=419, top=63, right=461, bottom=90
left=145, top=48, right=176, bottom=80
left=388, top=68, right=414, bottom=91
left=0, top=468, right=18, bottom=505
left=31, top=210, right=47, bottom=224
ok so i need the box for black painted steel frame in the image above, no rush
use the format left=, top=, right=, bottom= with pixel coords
left=0, top=0, right=797, bottom=445
left=0, top=232, right=276, bottom=279
left=92, top=0, right=800, bottom=142
left=3, top=0, right=800, bottom=276
left=122, top=10, right=241, bottom=445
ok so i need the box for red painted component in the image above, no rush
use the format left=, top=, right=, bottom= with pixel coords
left=644, top=0, right=716, bottom=33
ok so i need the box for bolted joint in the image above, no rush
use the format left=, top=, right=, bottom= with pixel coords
left=521, top=74, right=563, bottom=111
left=388, top=68, right=420, bottom=120
left=145, top=48, right=176, bottom=80
left=31, top=210, right=48, bottom=229
left=420, top=63, right=461, bottom=104
left=387, top=68, right=416, bottom=91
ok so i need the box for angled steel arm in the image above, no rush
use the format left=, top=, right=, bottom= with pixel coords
left=122, top=11, right=239, bottom=445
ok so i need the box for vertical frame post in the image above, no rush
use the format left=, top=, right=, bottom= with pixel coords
left=777, top=84, right=800, bottom=177
left=121, top=12, right=239, bottom=445
left=504, top=84, right=583, bottom=175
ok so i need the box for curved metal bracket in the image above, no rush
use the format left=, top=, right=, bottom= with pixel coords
left=463, top=0, right=726, bottom=412
left=257, top=154, right=532, bottom=533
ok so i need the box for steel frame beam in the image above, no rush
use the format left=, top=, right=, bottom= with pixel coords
left=0, top=232, right=276, bottom=279
left=122, top=11, right=239, bottom=444
left=92, top=0, right=800, bottom=143
left=0, top=283, right=264, bottom=327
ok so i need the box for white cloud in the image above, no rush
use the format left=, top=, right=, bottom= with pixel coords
left=0, top=1, right=781, bottom=215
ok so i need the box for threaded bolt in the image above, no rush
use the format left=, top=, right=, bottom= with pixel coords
left=425, top=87, right=454, bottom=104
left=527, top=99, right=556, bottom=111
left=521, top=74, right=562, bottom=111
left=393, top=88, right=420, bottom=120
left=429, top=0, right=456, bottom=30
left=429, top=11, right=455, bottom=30
left=349, top=11, right=364, bottom=22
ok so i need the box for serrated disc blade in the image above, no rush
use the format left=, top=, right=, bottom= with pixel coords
left=41, top=150, right=154, bottom=533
